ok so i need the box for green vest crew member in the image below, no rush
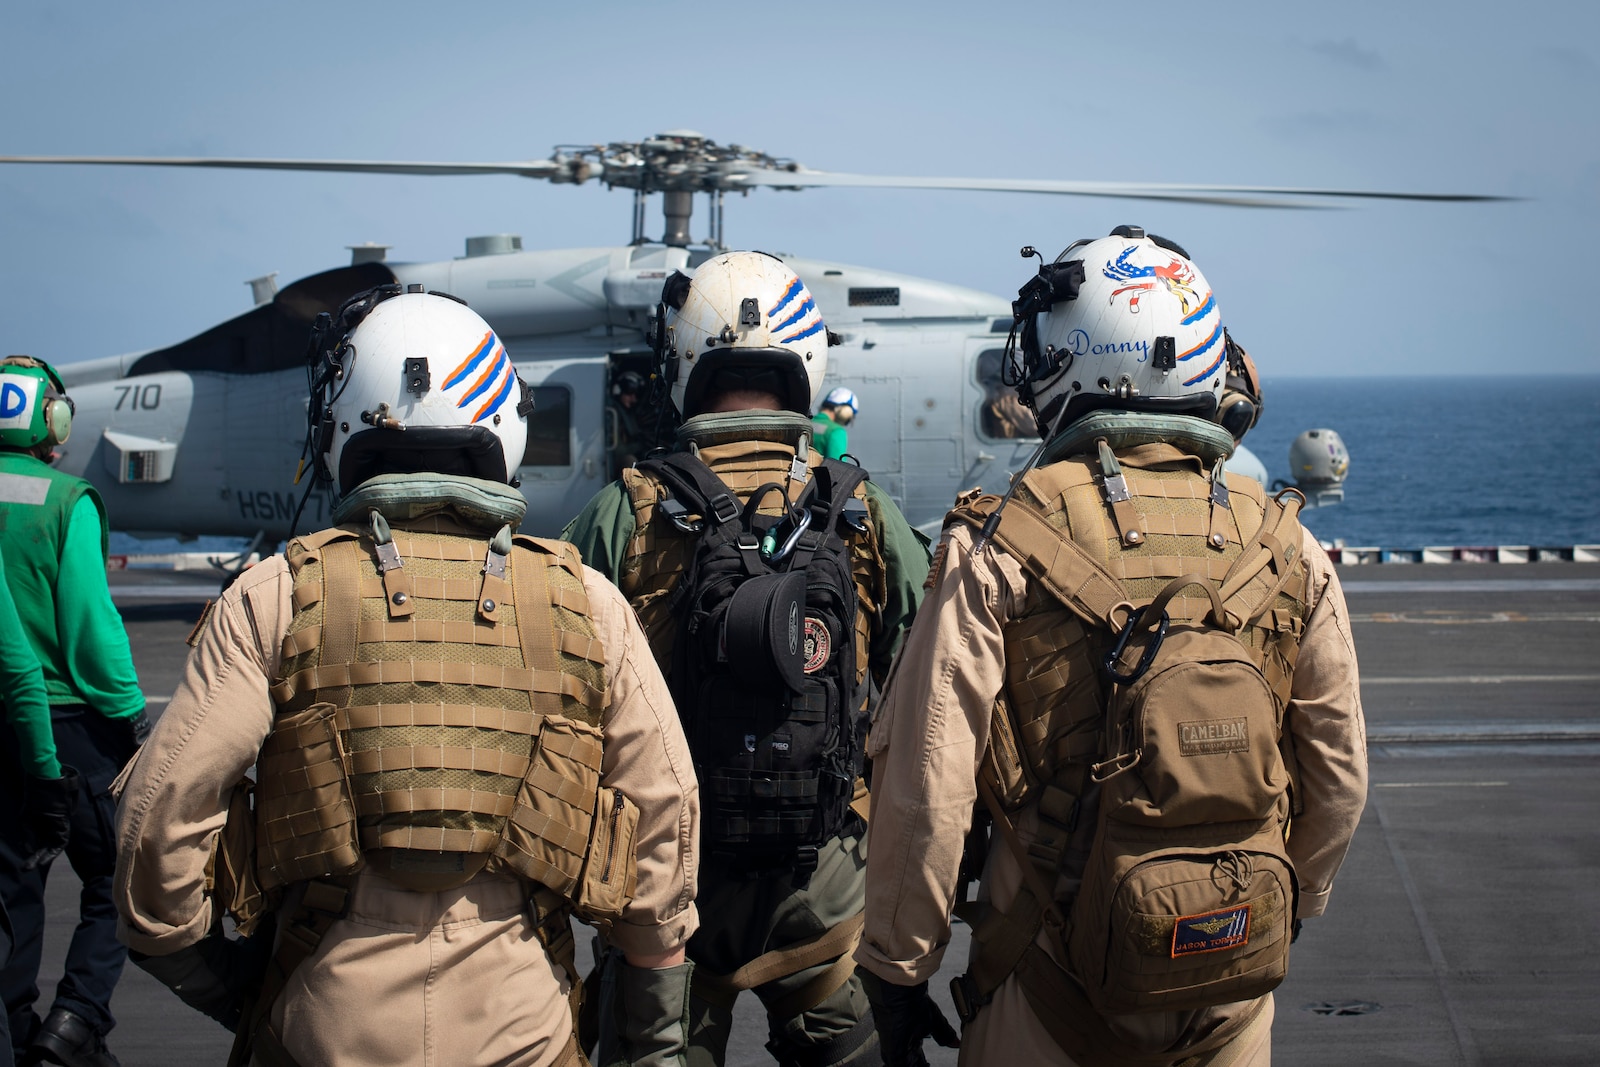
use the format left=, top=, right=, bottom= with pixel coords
left=0, top=548, right=74, bottom=1067
left=566, top=253, right=929, bottom=1067
left=113, top=289, right=702, bottom=1067
left=0, top=355, right=147, bottom=1067
left=810, top=387, right=858, bottom=460
left=857, top=229, right=1367, bottom=1067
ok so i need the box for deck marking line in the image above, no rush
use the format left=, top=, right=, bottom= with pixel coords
left=1342, top=579, right=1600, bottom=593
left=1370, top=789, right=1480, bottom=1066
left=1364, top=674, right=1600, bottom=685
left=1373, top=781, right=1508, bottom=789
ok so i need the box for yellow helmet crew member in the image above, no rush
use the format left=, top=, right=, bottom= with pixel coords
left=113, top=286, right=702, bottom=1067
left=856, top=228, right=1368, bottom=1066
left=564, top=252, right=930, bottom=1067
left=0, top=355, right=148, bottom=1067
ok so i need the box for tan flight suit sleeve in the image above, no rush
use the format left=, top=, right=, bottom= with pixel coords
left=856, top=523, right=1026, bottom=985
left=1283, top=530, right=1368, bottom=919
left=582, top=568, right=701, bottom=958
left=114, top=557, right=291, bottom=955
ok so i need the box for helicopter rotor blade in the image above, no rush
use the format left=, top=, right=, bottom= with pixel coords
left=730, top=169, right=1513, bottom=206
left=0, top=151, right=1513, bottom=206
left=0, top=155, right=565, bottom=179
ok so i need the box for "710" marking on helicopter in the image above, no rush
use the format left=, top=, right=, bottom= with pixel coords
left=113, top=384, right=162, bottom=410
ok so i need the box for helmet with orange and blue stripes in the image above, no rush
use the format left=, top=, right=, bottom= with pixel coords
left=315, top=289, right=530, bottom=495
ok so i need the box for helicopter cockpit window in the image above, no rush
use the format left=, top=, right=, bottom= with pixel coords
left=521, top=386, right=572, bottom=466
left=975, top=348, right=1039, bottom=440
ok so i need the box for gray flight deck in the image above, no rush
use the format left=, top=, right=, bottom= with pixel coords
left=28, top=563, right=1600, bottom=1065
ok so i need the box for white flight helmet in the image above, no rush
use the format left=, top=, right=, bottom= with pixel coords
left=656, top=251, right=831, bottom=419
left=822, top=386, right=859, bottom=415
left=1007, top=226, right=1226, bottom=439
left=312, top=286, right=530, bottom=496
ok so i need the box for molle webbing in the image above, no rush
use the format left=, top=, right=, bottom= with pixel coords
left=946, top=451, right=1309, bottom=813
left=619, top=437, right=884, bottom=680
left=269, top=520, right=606, bottom=861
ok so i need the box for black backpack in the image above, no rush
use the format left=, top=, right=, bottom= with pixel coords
left=637, top=452, right=871, bottom=876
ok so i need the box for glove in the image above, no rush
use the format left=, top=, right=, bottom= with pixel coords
left=21, top=767, right=81, bottom=871
left=864, top=975, right=960, bottom=1067
left=603, top=958, right=693, bottom=1067
left=112, top=710, right=152, bottom=759
left=129, top=927, right=273, bottom=1032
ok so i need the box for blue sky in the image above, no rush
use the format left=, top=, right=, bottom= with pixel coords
left=1, top=0, right=1595, bottom=378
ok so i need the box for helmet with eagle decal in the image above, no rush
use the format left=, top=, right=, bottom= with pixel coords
left=655, top=251, right=831, bottom=419
left=1008, top=226, right=1227, bottom=440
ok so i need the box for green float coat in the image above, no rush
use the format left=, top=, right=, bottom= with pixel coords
left=811, top=411, right=849, bottom=460
left=0, top=451, right=143, bottom=727
left=0, top=549, right=59, bottom=777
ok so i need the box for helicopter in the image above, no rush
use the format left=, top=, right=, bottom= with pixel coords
left=1, top=131, right=1499, bottom=543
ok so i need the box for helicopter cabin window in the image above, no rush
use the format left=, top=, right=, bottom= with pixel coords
left=521, top=386, right=572, bottom=467
left=975, top=349, right=1039, bottom=441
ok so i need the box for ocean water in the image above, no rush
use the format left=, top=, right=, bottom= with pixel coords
left=109, top=376, right=1600, bottom=557
left=1246, top=375, right=1600, bottom=548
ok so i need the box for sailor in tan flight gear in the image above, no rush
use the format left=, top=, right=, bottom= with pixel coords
left=112, top=286, right=701, bottom=1067
left=856, top=228, right=1367, bottom=1067
left=563, top=252, right=930, bottom=1067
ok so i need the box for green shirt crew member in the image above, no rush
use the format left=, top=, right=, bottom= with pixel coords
left=0, top=356, right=146, bottom=1067
left=811, top=387, right=858, bottom=460
left=0, top=549, right=75, bottom=1067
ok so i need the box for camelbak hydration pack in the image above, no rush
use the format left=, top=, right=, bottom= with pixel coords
left=636, top=452, right=871, bottom=875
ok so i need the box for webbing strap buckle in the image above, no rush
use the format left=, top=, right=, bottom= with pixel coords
left=373, top=541, right=403, bottom=573
left=707, top=492, right=741, bottom=526
left=660, top=498, right=704, bottom=534
left=1101, top=472, right=1132, bottom=504
left=840, top=497, right=870, bottom=534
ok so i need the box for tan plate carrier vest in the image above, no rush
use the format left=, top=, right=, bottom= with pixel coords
left=230, top=514, right=624, bottom=1067
left=948, top=442, right=1311, bottom=1067
left=617, top=437, right=886, bottom=1018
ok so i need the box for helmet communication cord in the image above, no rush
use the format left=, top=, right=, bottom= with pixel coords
left=969, top=436, right=1050, bottom=557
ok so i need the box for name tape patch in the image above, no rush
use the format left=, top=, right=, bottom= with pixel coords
left=1178, top=717, right=1250, bottom=756
left=1172, top=903, right=1251, bottom=957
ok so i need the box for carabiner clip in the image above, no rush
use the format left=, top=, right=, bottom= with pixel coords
left=1102, top=607, right=1169, bottom=686
left=767, top=508, right=812, bottom=563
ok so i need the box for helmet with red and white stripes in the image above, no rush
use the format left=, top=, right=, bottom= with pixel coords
left=657, top=251, right=831, bottom=419
left=318, top=290, right=529, bottom=495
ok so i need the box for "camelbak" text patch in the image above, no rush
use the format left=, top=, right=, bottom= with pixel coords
left=1178, top=717, right=1249, bottom=756
left=1172, top=904, right=1251, bottom=957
